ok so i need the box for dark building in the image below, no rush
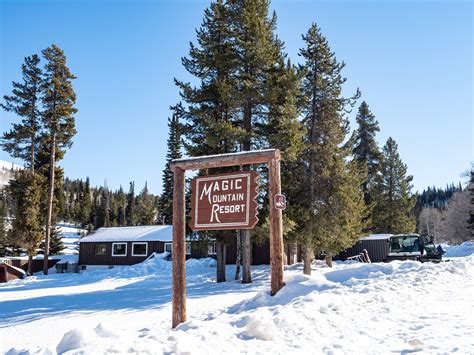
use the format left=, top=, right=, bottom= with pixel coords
left=335, top=234, right=392, bottom=262
left=79, top=225, right=177, bottom=269
left=78, top=225, right=280, bottom=269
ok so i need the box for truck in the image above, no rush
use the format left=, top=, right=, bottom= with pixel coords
left=335, top=233, right=444, bottom=263
left=385, top=234, right=443, bottom=262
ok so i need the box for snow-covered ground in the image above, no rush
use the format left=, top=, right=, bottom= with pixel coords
left=58, top=224, right=85, bottom=256
left=1, top=244, right=473, bottom=354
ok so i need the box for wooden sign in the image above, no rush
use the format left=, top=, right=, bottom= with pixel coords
left=190, top=171, right=259, bottom=231
left=274, top=194, right=286, bottom=210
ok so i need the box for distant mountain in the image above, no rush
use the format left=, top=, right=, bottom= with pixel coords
left=0, top=160, right=23, bottom=190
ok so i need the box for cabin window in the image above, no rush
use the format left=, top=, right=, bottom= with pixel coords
left=164, top=242, right=172, bottom=253
left=112, top=243, right=127, bottom=257
left=186, top=242, right=191, bottom=255
left=95, top=244, right=106, bottom=255
left=208, top=242, right=217, bottom=255
left=132, top=242, right=148, bottom=256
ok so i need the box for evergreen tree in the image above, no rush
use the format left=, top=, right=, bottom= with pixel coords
left=298, top=23, right=363, bottom=271
left=56, top=181, right=67, bottom=221
left=125, top=182, right=137, bottom=226
left=353, top=101, right=382, bottom=220
left=0, top=192, right=8, bottom=257
left=116, top=186, right=127, bottom=226
left=468, top=169, right=474, bottom=236
left=177, top=0, right=302, bottom=282
left=176, top=0, right=242, bottom=283
left=80, top=177, right=92, bottom=227
left=372, top=137, right=416, bottom=234
left=137, top=182, right=156, bottom=225
left=97, top=186, right=110, bottom=228
left=158, top=107, right=182, bottom=225
left=40, top=44, right=77, bottom=274
left=1, top=54, right=43, bottom=171
left=8, top=170, right=44, bottom=274
left=48, top=225, right=64, bottom=255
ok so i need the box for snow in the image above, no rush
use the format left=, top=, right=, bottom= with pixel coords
left=360, top=234, right=392, bottom=240
left=78, top=225, right=173, bottom=243
left=59, top=224, right=85, bottom=255
left=1, top=250, right=473, bottom=354
left=443, top=241, right=474, bottom=258
left=0, top=160, right=22, bottom=171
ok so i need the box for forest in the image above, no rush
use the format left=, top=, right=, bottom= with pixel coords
left=0, top=0, right=471, bottom=278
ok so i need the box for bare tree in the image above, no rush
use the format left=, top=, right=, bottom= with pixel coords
left=441, top=189, right=470, bottom=244
left=418, top=207, right=443, bottom=241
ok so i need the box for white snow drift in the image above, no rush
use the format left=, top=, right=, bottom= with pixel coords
left=1, top=245, right=473, bottom=354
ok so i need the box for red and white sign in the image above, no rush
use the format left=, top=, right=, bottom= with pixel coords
left=274, top=194, right=286, bottom=210
left=190, top=171, right=259, bottom=231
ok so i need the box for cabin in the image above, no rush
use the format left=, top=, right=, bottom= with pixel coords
left=78, top=225, right=177, bottom=269
left=0, top=261, right=26, bottom=283
left=78, top=225, right=279, bottom=269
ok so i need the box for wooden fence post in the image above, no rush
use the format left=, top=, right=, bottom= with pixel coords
left=268, top=157, right=284, bottom=295
left=172, top=167, right=186, bottom=328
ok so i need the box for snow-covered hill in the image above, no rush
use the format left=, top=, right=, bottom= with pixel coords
left=1, top=247, right=473, bottom=354
left=0, top=160, right=22, bottom=190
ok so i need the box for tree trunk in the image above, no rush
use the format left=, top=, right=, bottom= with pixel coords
left=234, top=230, right=241, bottom=280
left=303, top=216, right=313, bottom=275
left=43, top=133, right=56, bottom=275
left=31, top=134, right=35, bottom=173
left=28, top=254, right=33, bottom=275
left=303, top=242, right=313, bottom=275
left=290, top=242, right=297, bottom=265
left=240, top=100, right=252, bottom=284
left=216, top=242, right=226, bottom=282
left=241, top=229, right=252, bottom=283
left=325, top=254, right=333, bottom=268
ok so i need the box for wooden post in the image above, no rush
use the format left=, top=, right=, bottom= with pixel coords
left=268, top=157, right=284, bottom=296
left=172, top=167, right=186, bottom=328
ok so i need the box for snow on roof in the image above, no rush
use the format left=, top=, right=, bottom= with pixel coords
left=79, top=225, right=173, bottom=243
left=360, top=234, right=393, bottom=241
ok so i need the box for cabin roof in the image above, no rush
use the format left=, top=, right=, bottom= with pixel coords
left=79, top=225, right=173, bottom=243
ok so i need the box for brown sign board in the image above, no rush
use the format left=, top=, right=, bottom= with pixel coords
left=190, top=171, right=259, bottom=231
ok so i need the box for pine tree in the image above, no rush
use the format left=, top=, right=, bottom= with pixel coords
left=158, top=107, right=182, bottom=225
left=229, top=0, right=301, bottom=282
left=0, top=192, right=8, bottom=257
left=125, top=182, right=137, bottom=226
left=177, top=0, right=301, bottom=282
left=1, top=54, right=43, bottom=171
left=298, top=23, right=363, bottom=271
left=8, top=170, right=44, bottom=274
left=353, top=101, right=382, bottom=223
left=372, top=137, right=416, bottom=234
left=80, top=177, right=92, bottom=227
left=116, top=185, right=126, bottom=226
left=468, top=169, right=474, bottom=236
left=137, top=182, right=156, bottom=225
left=48, top=225, right=64, bottom=255
left=176, top=0, right=243, bottom=283
left=97, top=186, right=110, bottom=228
left=40, top=44, right=77, bottom=274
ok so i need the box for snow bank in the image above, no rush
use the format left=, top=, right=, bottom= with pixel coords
left=1, top=253, right=473, bottom=354
left=56, top=329, right=92, bottom=354
left=443, top=241, right=474, bottom=257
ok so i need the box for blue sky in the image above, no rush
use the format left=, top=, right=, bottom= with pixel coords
left=1, top=0, right=472, bottom=194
